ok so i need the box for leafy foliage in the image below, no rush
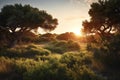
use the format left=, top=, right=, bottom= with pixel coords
left=45, top=40, right=80, bottom=53
left=82, top=0, right=120, bottom=37
left=0, top=46, right=105, bottom=80
left=91, top=34, right=120, bottom=68
left=39, top=33, right=56, bottom=42
left=23, top=52, right=104, bottom=80
left=0, top=44, right=51, bottom=58
left=0, top=4, right=58, bottom=46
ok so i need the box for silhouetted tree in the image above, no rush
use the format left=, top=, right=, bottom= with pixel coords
left=82, top=0, right=120, bottom=37
left=0, top=4, right=58, bottom=47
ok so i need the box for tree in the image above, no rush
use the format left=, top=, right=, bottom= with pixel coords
left=82, top=0, right=120, bottom=37
left=0, top=4, right=58, bottom=46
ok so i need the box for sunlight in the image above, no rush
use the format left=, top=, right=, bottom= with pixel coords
left=73, top=29, right=82, bottom=36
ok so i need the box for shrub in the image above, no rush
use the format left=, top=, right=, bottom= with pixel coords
left=60, top=52, right=105, bottom=80
left=89, top=34, right=120, bottom=68
left=56, top=32, right=77, bottom=41
left=25, top=44, right=51, bottom=56
left=0, top=52, right=105, bottom=80
left=87, top=34, right=120, bottom=80
left=0, top=57, right=44, bottom=80
left=60, top=52, right=92, bottom=68
left=0, top=44, right=51, bottom=58
left=45, top=40, right=80, bottom=53
left=23, top=58, right=71, bottom=80
left=0, top=57, right=23, bottom=80
left=38, top=33, right=56, bottom=42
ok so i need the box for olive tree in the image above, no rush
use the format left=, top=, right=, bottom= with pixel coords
left=82, top=0, right=120, bottom=37
left=0, top=4, right=58, bottom=46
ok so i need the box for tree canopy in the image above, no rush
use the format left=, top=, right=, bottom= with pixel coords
left=0, top=4, right=58, bottom=45
left=82, top=0, right=120, bottom=37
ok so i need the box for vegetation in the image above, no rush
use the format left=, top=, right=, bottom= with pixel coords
left=82, top=0, right=120, bottom=37
left=82, top=0, right=120, bottom=79
left=86, top=34, right=120, bottom=80
left=0, top=51, right=105, bottom=80
left=45, top=40, right=80, bottom=53
left=0, top=4, right=58, bottom=47
left=38, top=33, right=56, bottom=42
left=0, top=44, right=51, bottom=58
left=0, top=0, right=120, bottom=80
left=56, top=32, right=77, bottom=41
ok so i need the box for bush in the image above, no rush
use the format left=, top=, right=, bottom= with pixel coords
left=0, top=57, right=45, bottom=80
left=60, top=52, right=92, bottom=68
left=25, top=44, right=51, bottom=56
left=0, top=44, right=51, bottom=58
left=59, top=52, right=105, bottom=80
left=38, top=33, right=56, bottom=42
left=24, top=55, right=104, bottom=80
left=0, top=57, right=23, bottom=80
left=45, top=40, right=80, bottom=53
left=0, top=51, right=105, bottom=80
left=23, top=58, right=71, bottom=80
left=86, top=34, right=120, bottom=80
left=89, top=34, right=120, bottom=68
left=56, top=32, right=77, bottom=41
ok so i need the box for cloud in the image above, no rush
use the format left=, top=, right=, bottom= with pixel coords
left=69, top=0, right=97, bottom=4
left=85, top=0, right=98, bottom=4
left=65, top=16, right=87, bottom=21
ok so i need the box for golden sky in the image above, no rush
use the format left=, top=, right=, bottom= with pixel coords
left=0, top=0, right=97, bottom=35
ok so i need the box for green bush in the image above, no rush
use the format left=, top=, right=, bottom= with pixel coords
left=23, top=58, right=71, bottom=80
left=0, top=57, right=23, bottom=80
left=25, top=44, right=51, bottom=56
left=37, top=33, right=56, bottom=43
left=0, top=51, right=105, bottom=80
left=0, top=51, right=102, bottom=80
left=60, top=52, right=92, bottom=68
left=0, top=44, right=51, bottom=58
left=45, top=40, right=80, bottom=53
left=60, top=52, right=105, bottom=80
left=0, top=57, right=44, bottom=80
left=24, top=56, right=104, bottom=80
left=86, top=34, right=120, bottom=80
left=89, top=34, right=120, bottom=68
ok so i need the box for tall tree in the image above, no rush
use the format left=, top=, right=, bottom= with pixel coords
left=82, top=0, right=120, bottom=37
left=0, top=4, right=58, bottom=46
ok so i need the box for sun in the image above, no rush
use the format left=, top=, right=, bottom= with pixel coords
left=73, top=29, right=82, bottom=36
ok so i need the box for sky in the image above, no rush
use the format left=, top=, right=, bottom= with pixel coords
left=0, top=0, right=97, bottom=35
